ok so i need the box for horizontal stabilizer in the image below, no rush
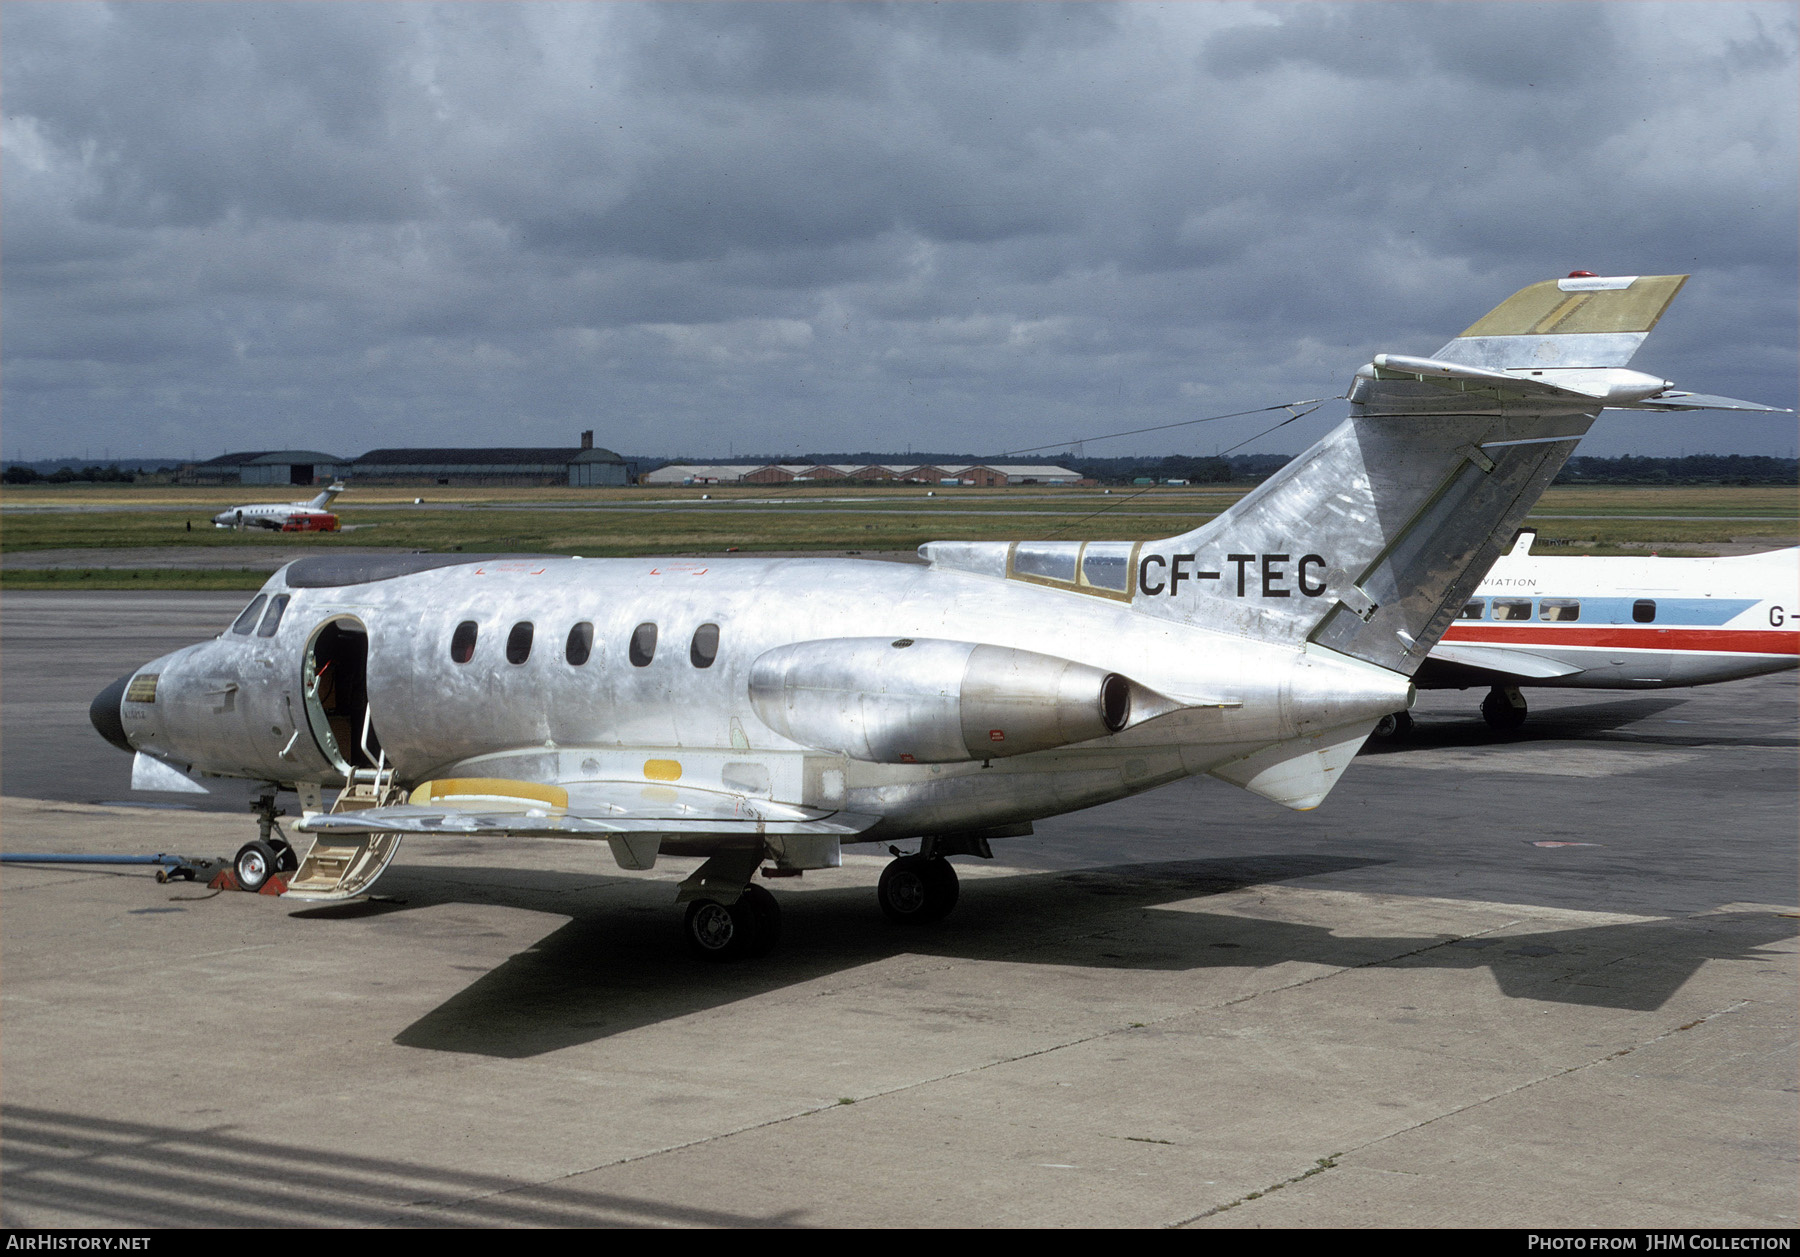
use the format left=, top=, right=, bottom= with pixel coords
left=1428, top=642, right=1585, bottom=679
left=1206, top=723, right=1373, bottom=811
left=1432, top=274, right=1686, bottom=370
left=1613, top=391, right=1793, bottom=414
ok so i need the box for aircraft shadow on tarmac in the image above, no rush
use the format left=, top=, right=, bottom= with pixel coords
left=1359, top=694, right=1798, bottom=755
left=323, top=854, right=1800, bottom=1059
left=0, top=1103, right=803, bottom=1229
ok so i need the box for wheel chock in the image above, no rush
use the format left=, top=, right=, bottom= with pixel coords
left=205, top=870, right=288, bottom=895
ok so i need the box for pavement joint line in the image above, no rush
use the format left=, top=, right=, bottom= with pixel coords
left=1172, top=993, right=1758, bottom=1227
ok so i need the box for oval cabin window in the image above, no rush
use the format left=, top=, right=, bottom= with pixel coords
left=450, top=620, right=478, bottom=664
left=566, top=622, right=594, bottom=665
left=506, top=622, right=534, bottom=665
left=629, top=622, right=658, bottom=667
left=690, top=623, right=720, bottom=668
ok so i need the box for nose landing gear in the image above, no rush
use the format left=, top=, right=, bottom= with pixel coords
left=233, top=795, right=298, bottom=893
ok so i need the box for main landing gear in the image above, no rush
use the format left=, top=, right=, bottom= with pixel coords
left=1481, top=685, right=1529, bottom=732
left=877, top=851, right=959, bottom=924
left=1371, top=711, right=1415, bottom=740
left=683, top=884, right=781, bottom=961
left=233, top=794, right=298, bottom=893
left=677, top=834, right=993, bottom=961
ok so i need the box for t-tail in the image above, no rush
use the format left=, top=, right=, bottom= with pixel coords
left=1131, top=273, right=1783, bottom=678
left=306, top=483, right=346, bottom=510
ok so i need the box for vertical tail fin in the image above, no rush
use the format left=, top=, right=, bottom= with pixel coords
left=308, top=483, right=346, bottom=510
left=1130, top=274, right=1691, bottom=675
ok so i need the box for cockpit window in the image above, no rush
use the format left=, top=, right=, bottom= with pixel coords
left=231, top=595, right=268, bottom=635
left=566, top=622, right=594, bottom=665
left=1457, top=599, right=1486, bottom=620
left=630, top=622, right=658, bottom=667
left=1080, top=542, right=1134, bottom=593
left=506, top=621, right=534, bottom=664
left=255, top=594, right=291, bottom=638
left=1491, top=599, right=1533, bottom=621
left=450, top=620, right=478, bottom=663
left=1012, top=542, right=1080, bottom=584
left=1633, top=599, right=1657, bottom=623
left=1539, top=599, right=1580, bottom=622
left=690, top=622, right=720, bottom=668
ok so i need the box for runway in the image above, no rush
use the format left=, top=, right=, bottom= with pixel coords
left=2, top=590, right=1794, bottom=1227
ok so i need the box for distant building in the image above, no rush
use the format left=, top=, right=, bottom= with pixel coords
left=350, top=432, right=629, bottom=487
left=179, top=450, right=350, bottom=487
left=641, top=462, right=1086, bottom=487
left=179, top=433, right=631, bottom=488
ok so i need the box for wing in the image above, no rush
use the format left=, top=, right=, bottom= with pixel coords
left=1423, top=641, right=1585, bottom=681
left=286, top=776, right=879, bottom=902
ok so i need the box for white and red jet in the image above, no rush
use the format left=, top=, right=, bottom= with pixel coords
left=211, top=483, right=345, bottom=532
left=1392, top=530, right=1798, bottom=731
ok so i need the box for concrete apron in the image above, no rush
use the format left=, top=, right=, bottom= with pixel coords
left=2, top=796, right=1793, bottom=1229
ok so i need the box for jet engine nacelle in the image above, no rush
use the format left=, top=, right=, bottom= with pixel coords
left=748, top=637, right=1171, bottom=764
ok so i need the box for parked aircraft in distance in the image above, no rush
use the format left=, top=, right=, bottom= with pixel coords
left=212, top=483, right=345, bottom=532
left=1376, top=531, right=1800, bottom=733
left=92, top=273, right=1787, bottom=959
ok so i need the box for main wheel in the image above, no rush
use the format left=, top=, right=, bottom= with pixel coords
left=1372, top=711, right=1415, bottom=739
left=1481, top=686, right=1528, bottom=731
left=878, top=855, right=959, bottom=924
left=233, top=839, right=280, bottom=892
left=739, top=883, right=781, bottom=957
left=683, top=894, right=766, bottom=962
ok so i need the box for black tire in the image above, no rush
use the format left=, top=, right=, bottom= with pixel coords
left=683, top=895, right=763, bottom=962
left=1372, top=711, right=1415, bottom=740
left=879, top=855, right=960, bottom=924
left=740, top=883, right=781, bottom=957
left=233, top=839, right=279, bottom=892
left=270, top=839, right=299, bottom=873
left=1481, top=686, right=1528, bottom=731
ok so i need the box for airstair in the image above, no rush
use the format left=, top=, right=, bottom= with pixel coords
left=284, top=707, right=405, bottom=901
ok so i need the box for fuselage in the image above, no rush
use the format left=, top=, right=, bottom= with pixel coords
left=1431, top=546, right=1798, bottom=688
left=107, top=552, right=1410, bottom=842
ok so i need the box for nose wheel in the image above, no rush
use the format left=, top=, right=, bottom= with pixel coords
left=878, top=853, right=959, bottom=924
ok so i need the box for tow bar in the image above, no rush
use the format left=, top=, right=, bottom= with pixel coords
left=1, top=852, right=228, bottom=884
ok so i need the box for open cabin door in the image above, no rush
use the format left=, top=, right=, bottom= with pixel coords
left=289, top=616, right=402, bottom=900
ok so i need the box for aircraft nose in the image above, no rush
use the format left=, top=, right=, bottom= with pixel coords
left=89, top=673, right=135, bottom=753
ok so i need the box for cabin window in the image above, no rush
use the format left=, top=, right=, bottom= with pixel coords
left=506, top=621, right=534, bottom=664
left=231, top=595, right=268, bottom=635
left=566, top=622, right=594, bottom=665
left=1457, top=599, right=1486, bottom=620
left=450, top=620, right=478, bottom=663
left=1539, top=599, right=1581, bottom=622
left=690, top=622, right=720, bottom=668
left=1491, top=599, right=1533, bottom=621
left=630, top=622, right=658, bottom=667
left=1633, top=599, right=1657, bottom=623
left=255, top=594, right=291, bottom=638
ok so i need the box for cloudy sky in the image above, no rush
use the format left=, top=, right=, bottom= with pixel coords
left=4, top=1, right=1795, bottom=464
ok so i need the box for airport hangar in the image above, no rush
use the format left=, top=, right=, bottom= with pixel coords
left=178, top=432, right=632, bottom=489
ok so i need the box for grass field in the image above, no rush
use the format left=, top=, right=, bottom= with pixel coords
left=2, top=483, right=1793, bottom=588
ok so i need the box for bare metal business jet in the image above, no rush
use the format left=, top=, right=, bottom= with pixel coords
left=211, top=483, right=345, bottom=531
left=92, top=274, right=1785, bottom=959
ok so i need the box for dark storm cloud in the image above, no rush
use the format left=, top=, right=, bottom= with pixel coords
left=2, top=1, right=1794, bottom=462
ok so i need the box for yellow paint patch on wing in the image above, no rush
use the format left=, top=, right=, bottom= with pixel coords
left=409, top=778, right=570, bottom=808
left=643, top=759, right=682, bottom=781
